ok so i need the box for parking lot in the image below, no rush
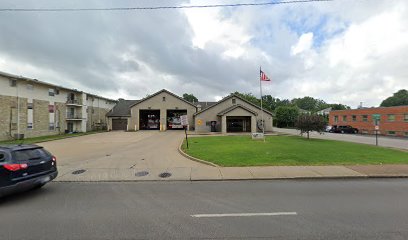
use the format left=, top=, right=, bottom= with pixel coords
left=275, top=128, right=408, bottom=150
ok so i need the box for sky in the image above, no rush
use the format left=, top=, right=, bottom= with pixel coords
left=0, top=0, right=407, bottom=108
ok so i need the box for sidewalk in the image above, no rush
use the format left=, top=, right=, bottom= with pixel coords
left=55, top=164, right=408, bottom=182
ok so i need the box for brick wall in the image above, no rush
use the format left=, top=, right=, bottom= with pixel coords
left=329, top=106, right=408, bottom=137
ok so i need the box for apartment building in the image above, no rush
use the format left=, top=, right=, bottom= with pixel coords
left=0, top=71, right=116, bottom=141
left=329, top=106, right=408, bottom=137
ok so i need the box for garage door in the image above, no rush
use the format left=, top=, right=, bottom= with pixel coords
left=112, top=119, right=128, bottom=131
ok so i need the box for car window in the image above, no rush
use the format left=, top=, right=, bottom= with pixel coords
left=12, top=148, right=48, bottom=162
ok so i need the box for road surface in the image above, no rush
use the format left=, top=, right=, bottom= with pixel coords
left=1, top=179, right=407, bottom=240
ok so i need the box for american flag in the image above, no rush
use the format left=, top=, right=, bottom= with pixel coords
left=260, top=70, right=270, bottom=81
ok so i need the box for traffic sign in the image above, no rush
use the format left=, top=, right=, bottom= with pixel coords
left=375, top=125, right=379, bottom=130
left=180, top=115, right=188, bottom=126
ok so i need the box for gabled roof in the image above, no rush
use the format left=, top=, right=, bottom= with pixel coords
left=217, top=104, right=258, bottom=116
left=106, top=99, right=140, bottom=117
left=194, top=101, right=217, bottom=110
left=194, top=93, right=273, bottom=116
left=129, top=89, right=197, bottom=108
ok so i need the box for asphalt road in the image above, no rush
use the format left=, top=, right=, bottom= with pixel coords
left=1, top=180, right=408, bottom=240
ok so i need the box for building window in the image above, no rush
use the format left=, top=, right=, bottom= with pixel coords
left=48, top=105, right=55, bottom=113
left=404, top=114, right=408, bottom=122
left=27, top=84, right=33, bottom=90
left=334, top=116, right=338, bottom=123
left=55, top=89, right=59, bottom=95
left=342, top=115, right=347, bottom=122
left=49, top=123, right=55, bottom=130
left=27, top=103, right=33, bottom=109
left=9, top=79, right=17, bottom=87
left=405, top=132, right=408, bottom=137
left=388, top=131, right=396, bottom=135
left=48, top=88, right=55, bottom=96
left=232, top=98, right=236, bottom=104
left=387, top=114, right=395, bottom=122
left=162, top=97, right=166, bottom=102
left=27, top=123, right=33, bottom=129
left=362, top=115, right=368, bottom=122
left=352, top=115, right=356, bottom=122
left=92, top=109, right=95, bottom=114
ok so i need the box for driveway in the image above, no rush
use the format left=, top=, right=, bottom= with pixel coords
left=38, top=131, right=211, bottom=181
left=274, top=128, right=408, bottom=150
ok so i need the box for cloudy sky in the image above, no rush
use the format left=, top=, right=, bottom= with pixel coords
left=0, top=0, right=407, bottom=107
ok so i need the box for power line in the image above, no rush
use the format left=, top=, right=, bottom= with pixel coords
left=0, top=0, right=334, bottom=12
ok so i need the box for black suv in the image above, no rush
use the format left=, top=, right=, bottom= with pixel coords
left=330, top=125, right=359, bottom=134
left=0, top=145, right=58, bottom=197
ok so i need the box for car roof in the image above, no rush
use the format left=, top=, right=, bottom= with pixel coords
left=0, top=144, right=42, bottom=151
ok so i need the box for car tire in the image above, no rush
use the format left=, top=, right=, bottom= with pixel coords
left=341, top=130, right=345, bottom=134
left=354, top=130, right=358, bottom=134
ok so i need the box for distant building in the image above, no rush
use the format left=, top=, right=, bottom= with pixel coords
left=106, top=89, right=274, bottom=133
left=0, top=71, right=116, bottom=141
left=329, top=106, right=408, bottom=137
left=316, top=107, right=332, bottom=116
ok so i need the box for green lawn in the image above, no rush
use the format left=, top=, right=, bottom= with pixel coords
left=0, top=131, right=104, bottom=145
left=182, top=135, right=408, bottom=167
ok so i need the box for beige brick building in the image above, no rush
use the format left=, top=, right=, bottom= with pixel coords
left=107, top=89, right=273, bottom=133
left=0, top=71, right=116, bottom=141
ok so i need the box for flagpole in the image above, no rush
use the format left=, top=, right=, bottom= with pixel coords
left=259, top=66, right=265, bottom=142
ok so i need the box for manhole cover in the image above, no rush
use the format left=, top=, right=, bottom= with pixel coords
left=72, top=169, right=86, bottom=175
left=135, top=171, right=149, bottom=177
left=159, top=172, right=172, bottom=178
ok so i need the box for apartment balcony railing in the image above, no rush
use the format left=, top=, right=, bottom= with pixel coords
left=66, top=113, right=83, bottom=120
left=66, top=99, right=83, bottom=106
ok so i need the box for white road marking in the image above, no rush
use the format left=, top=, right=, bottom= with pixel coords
left=191, top=212, right=297, bottom=218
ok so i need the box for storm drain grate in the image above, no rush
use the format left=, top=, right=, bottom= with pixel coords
left=159, top=172, right=172, bottom=178
left=72, top=169, right=86, bottom=175
left=135, top=171, right=149, bottom=177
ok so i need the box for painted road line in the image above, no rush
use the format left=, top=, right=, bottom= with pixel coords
left=191, top=212, right=297, bottom=218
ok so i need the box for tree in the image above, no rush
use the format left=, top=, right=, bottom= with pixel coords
left=295, top=114, right=326, bottom=139
left=275, top=106, right=299, bottom=128
left=380, top=89, right=408, bottom=107
left=291, top=96, right=327, bottom=112
left=182, top=93, right=198, bottom=103
left=327, top=103, right=350, bottom=110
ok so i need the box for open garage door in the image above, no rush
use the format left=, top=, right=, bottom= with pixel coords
left=112, top=119, right=128, bottom=131
left=167, top=110, right=187, bottom=130
left=139, top=110, right=160, bottom=130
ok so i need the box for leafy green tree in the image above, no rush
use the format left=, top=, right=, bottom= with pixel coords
left=380, top=89, right=408, bottom=107
left=295, top=114, right=326, bottom=139
left=275, top=106, right=299, bottom=128
left=182, top=93, right=198, bottom=103
left=262, top=95, right=292, bottom=111
left=291, top=96, right=327, bottom=112
left=326, top=103, right=350, bottom=110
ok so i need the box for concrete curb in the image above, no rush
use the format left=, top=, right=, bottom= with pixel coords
left=53, top=175, right=408, bottom=183
left=178, top=140, right=219, bottom=167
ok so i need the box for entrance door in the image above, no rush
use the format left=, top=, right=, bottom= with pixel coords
left=227, top=116, right=251, bottom=132
left=67, top=122, right=74, bottom=133
left=139, top=110, right=160, bottom=130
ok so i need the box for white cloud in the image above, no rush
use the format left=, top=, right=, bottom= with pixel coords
left=291, top=32, right=314, bottom=56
